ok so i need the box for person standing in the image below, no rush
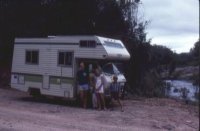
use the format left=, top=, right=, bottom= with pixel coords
left=89, top=70, right=97, bottom=109
left=77, top=62, right=89, bottom=109
left=110, top=75, right=124, bottom=112
left=95, top=68, right=106, bottom=110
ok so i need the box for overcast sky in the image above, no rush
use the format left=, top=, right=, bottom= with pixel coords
left=139, top=0, right=199, bottom=53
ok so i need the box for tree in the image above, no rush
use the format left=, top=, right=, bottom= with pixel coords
left=190, top=39, right=200, bottom=62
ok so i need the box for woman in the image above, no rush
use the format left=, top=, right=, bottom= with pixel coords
left=77, top=62, right=89, bottom=109
left=95, top=68, right=106, bottom=110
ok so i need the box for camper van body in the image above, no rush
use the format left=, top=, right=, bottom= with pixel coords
left=11, top=36, right=130, bottom=99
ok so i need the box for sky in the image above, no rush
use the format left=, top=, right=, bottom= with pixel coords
left=139, top=0, right=199, bottom=53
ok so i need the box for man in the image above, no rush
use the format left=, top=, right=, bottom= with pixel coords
left=77, top=62, right=89, bottom=108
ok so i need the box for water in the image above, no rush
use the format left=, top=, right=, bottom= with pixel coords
left=165, top=80, right=199, bottom=102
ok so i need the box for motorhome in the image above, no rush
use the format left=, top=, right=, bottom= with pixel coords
left=11, top=36, right=130, bottom=99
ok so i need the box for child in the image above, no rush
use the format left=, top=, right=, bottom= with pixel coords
left=95, top=68, right=106, bottom=110
left=89, top=71, right=97, bottom=109
left=110, top=75, right=124, bottom=112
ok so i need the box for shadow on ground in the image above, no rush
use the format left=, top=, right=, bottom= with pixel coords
left=18, top=96, right=80, bottom=108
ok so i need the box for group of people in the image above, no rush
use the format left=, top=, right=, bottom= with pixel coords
left=77, top=62, right=123, bottom=112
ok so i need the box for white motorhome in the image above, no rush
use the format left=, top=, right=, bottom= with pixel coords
left=11, top=36, right=130, bottom=99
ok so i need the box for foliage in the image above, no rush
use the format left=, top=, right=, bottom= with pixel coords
left=190, top=39, right=200, bottom=58
left=174, top=39, right=199, bottom=66
left=190, top=39, right=200, bottom=65
left=0, top=0, right=129, bottom=37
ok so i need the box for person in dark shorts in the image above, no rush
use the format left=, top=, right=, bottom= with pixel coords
left=110, top=75, right=124, bottom=112
left=77, top=62, right=89, bottom=109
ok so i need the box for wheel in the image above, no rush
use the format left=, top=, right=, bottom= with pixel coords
left=29, top=88, right=41, bottom=98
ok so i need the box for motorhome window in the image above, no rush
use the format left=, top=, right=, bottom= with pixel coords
left=25, top=50, right=39, bottom=64
left=88, top=41, right=96, bottom=48
left=58, top=52, right=73, bottom=66
left=102, top=63, right=120, bottom=75
left=104, top=41, right=123, bottom=48
left=102, top=64, right=114, bottom=74
left=80, top=40, right=96, bottom=48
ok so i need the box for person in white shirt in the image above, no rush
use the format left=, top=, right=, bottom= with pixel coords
left=95, top=68, right=106, bottom=110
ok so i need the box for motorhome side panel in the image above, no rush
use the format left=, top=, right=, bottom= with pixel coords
left=75, top=45, right=107, bottom=59
left=11, top=38, right=108, bottom=99
left=45, top=45, right=74, bottom=97
left=47, top=44, right=107, bottom=77
left=11, top=44, right=48, bottom=74
left=11, top=44, right=50, bottom=93
left=11, top=44, right=72, bottom=98
left=46, top=45, right=74, bottom=77
left=42, top=44, right=107, bottom=98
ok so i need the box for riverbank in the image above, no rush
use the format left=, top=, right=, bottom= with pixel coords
left=162, top=66, right=199, bottom=84
left=173, top=66, right=199, bottom=82
left=162, top=66, right=199, bottom=103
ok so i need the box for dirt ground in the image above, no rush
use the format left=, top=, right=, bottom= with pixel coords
left=0, top=87, right=199, bottom=131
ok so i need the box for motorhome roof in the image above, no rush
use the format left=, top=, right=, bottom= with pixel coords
left=15, top=35, right=119, bottom=43
left=14, top=35, right=130, bottom=60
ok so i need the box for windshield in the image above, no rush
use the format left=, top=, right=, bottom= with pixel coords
left=115, top=63, right=124, bottom=73
left=102, top=63, right=120, bottom=75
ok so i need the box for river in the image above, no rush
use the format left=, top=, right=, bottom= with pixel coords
left=165, top=80, right=199, bottom=102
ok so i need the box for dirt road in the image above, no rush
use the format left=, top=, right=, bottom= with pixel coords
left=0, top=88, right=199, bottom=131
